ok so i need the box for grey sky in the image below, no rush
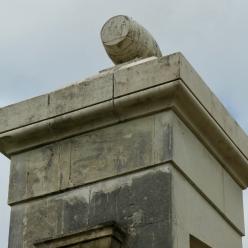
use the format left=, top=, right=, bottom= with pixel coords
left=0, top=0, right=248, bottom=247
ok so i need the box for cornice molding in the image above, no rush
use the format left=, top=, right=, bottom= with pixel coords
left=0, top=53, right=247, bottom=188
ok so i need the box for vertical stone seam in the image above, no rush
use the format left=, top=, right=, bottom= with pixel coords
left=222, top=168, right=226, bottom=213
left=88, top=187, right=92, bottom=226
left=170, top=167, right=179, bottom=248
left=168, top=171, right=173, bottom=248
left=152, top=115, right=156, bottom=164
left=47, top=94, right=51, bottom=106
left=168, top=124, right=174, bottom=160
left=58, top=144, right=63, bottom=191
left=112, top=73, right=121, bottom=122
left=68, top=141, right=73, bottom=188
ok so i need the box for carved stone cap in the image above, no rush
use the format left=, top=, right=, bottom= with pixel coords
left=101, top=15, right=162, bottom=64
left=34, top=222, right=125, bottom=248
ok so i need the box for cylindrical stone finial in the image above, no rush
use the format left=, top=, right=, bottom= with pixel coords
left=101, top=15, right=162, bottom=64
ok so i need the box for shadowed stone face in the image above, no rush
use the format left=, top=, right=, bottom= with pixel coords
left=8, top=167, right=172, bottom=248
left=101, top=15, right=162, bottom=64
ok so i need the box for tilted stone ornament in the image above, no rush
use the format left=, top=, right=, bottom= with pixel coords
left=101, top=15, right=162, bottom=64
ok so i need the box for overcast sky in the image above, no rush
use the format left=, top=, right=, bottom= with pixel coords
left=0, top=0, right=248, bottom=247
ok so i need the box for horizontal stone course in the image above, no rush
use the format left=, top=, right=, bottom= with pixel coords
left=2, top=79, right=247, bottom=190
left=8, top=112, right=173, bottom=204
left=8, top=166, right=172, bottom=248
left=8, top=110, right=245, bottom=234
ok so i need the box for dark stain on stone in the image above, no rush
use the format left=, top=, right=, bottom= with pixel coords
left=63, top=197, right=89, bottom=233
left=10, top=169, right=172, bottom=248
left=63, top=170, right=172, bottom=248
left=161, top=124, right=173, bottom=161
left=47, top=147, right=55, bottom=168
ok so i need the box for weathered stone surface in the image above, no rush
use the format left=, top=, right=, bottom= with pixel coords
left=101, top=15, right=162, bottom=64
left=9, top=166, right=172, bottom=248
left=8, top=140, right=71, bottom=203
left=223, top=170, right=244, bottom=232
left=0, top=100, right=118, bottom=156
left=1, top=53, right=248, bottom=164
left=7, top=109, right=245, bottom=235
left=0, top=94, right=49, bottom=133
left=0, top=73, right=113, bottom=134
left=23, top=199, right=59, bottom=248
left=8, top=112, right=173, bottom=204
left=7, top=109, right=246, bottom=244
left=1, top=54, right=248, bottom=191
left=113, top=53, right=180, bottom=97
left=2, top=52, right=248, bottom=248
left=171, top=111, right=245, bottom=233
left=8, top=205, right=25, bottom=248
left=48, top=73, right=113, bottom=116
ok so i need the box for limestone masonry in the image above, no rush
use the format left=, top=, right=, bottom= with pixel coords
left=0, top=53, right=248, bottom=247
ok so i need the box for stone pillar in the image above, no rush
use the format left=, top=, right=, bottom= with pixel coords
left=0, top=53, right=247, bottom=248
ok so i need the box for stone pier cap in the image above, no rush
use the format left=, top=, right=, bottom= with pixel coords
left=0, top=52, right=248, bottom=189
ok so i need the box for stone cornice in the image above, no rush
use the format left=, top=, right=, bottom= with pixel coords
left=0, top=53, right=247, bottom=188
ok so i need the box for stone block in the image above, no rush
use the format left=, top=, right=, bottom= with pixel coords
left=1, top=52, right=248, bottom=248
left=8, top=166, right=172, bottom=248
left=171, top=166, right=243, bottom=248
left=8, top=205, right=25, bottom=248
left=0, top=94, right=49, bottom=133
left=8, top=112, right=173, bottom=204
left=8, top=140, right=71, bottom=203
left=173, top=113, right=225, bottom=210
left=48, top=73, right=113, bottom=116
left=172, top=111, right=244, bottom=234
left=223, top=170, right=244, bottom=231
left=0, top=73, right=113, bottom=135
left=114, top=53, right=180, bottom=97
